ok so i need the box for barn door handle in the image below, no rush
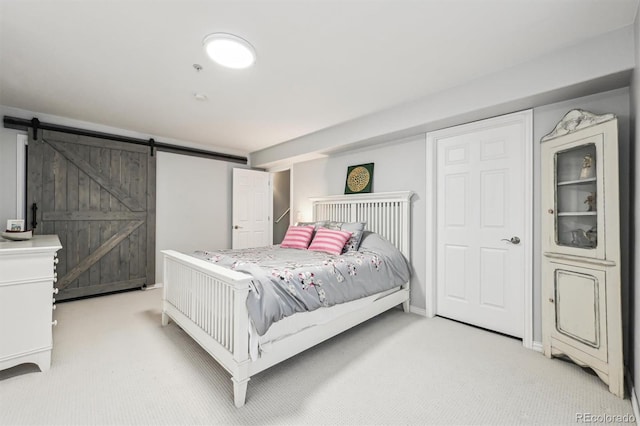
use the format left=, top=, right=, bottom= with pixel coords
left=501, top=236, right=521, bottom=244
left=31, top=203, right=38, bottom=229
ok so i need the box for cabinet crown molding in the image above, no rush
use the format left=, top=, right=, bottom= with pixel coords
left=541, top=109, right=616, bottom=142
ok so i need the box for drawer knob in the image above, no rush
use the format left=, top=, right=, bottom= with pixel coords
left=53, top=257, right=59, bottom=264
left=52, top=298, right=56, bottom=304
left=53, top=288, right=59, bottom=295
left=548, top=209, right=554, bottom=214
left=549, top=298, right=555, bottom=303
left=52, top=304, right=56, bottom=311
left=52, top=320, right=58, bottom=327
left=53, top=277, right=57, bottom=283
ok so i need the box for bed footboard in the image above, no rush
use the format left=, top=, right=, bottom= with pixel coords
left=161, top=250, right=253, bottom=407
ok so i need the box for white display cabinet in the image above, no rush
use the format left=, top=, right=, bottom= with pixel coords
left=541, top=110, right=623, bottom=397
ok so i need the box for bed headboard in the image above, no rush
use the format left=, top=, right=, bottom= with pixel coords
left=310, top=191, right=413, bottom=260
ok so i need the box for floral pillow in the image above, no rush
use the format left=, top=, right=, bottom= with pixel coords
left=339, top=222, right=367, bottom=252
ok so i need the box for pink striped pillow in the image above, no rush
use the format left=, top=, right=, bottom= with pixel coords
left=280, top=225, right=315, bottom=249
left=308, top=228, right=353, bottom=255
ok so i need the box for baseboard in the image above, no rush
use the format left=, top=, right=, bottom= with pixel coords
left=631, top=386, right=639, bottom=422
left=531, top=341, right=544, bottom=353
left=141, top=283, right=164, bottom=291
left=409, top=305, right=427, bottom=316
left=626, top=368, right=639, bottom=421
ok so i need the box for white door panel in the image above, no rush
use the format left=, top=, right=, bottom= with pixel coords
left=434, top=113, right=530, bottom=338
left=232, top=168, right=272, bottom=249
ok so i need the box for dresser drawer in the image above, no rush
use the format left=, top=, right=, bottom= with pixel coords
left=0, top=252, right=55, bottom=285
left=0, top=280, right=53, bottom=357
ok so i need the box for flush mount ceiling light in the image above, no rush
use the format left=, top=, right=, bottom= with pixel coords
left=203, top=33, right=256, bottom=69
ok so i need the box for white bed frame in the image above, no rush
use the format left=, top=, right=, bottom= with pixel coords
left=161, top=191, right=413, bottom=407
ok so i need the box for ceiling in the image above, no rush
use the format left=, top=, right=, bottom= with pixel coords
left=0, top=0, right=638, bottom=156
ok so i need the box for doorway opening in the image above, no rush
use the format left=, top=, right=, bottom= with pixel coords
left=272, top=170, right=291, bottom=244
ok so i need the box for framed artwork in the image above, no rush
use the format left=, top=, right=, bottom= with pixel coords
left=344, top=163, right=374, bottom=194
left=6, top=219, right=24, bottom=232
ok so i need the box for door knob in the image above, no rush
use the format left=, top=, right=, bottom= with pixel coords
left=501, top=236, right=521, bottom=244
left=233, top=225, right=243, bottom=230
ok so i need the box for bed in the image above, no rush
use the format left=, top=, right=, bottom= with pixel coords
left=161, top=191, right=413, bottom=407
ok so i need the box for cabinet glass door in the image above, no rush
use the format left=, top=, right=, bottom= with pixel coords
left=554, top=143, right=597, bottom=249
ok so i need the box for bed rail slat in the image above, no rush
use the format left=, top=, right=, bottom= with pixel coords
left=163, top=256, right=243, bottom=353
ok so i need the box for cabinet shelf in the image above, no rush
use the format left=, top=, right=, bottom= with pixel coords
left=557, top=212, right=597, bottom=216
left=557, top=177, right=597, bottom=186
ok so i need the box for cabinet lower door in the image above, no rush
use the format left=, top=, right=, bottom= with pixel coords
left=548, top=262, right=607, bottom=364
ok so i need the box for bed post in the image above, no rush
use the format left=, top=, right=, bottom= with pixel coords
left=401, top=193, right=411, bottom=312
left=231, top=278, right=252, bottom=407
left=161, top=252, right=170, bottom=326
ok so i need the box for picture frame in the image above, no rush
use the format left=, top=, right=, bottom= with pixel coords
left=6, top=219, right=25, bottom=232
left=344, top=163, right=374, bottom=194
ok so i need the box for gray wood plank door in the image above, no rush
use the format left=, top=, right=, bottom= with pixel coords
left=27, top=129, right=156, bottom=300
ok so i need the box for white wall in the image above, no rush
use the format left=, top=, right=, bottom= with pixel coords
left=0, top=123, right=19, bottom=227
left=252, top=26, right=635, bottom=168
left=156, top=152, right=238, bottom=283
left=290, top=134, right=427, bottom=313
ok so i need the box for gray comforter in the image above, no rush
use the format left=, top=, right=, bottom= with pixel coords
left=193, top=231, right=410, bottom=336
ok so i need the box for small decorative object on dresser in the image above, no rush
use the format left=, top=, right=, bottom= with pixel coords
left=0, top=235, right=62, bottom=373
left=541, top=109, right=623, bottom=397
left=1, top=230, right=33, bottom=241
left=2, top=219, right=32, bottom=241
left=344, top=163, right=374, bottom=194
left=6, top=219, right=24, bottom=231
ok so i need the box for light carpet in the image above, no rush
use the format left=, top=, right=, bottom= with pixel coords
left=0, top=289, right=634, bottom=425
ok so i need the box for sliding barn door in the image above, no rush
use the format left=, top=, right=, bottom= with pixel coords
left=27, top=130, right=156, bottom=301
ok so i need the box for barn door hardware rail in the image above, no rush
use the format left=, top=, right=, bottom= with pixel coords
left=3, top=115, right=247, bottom=164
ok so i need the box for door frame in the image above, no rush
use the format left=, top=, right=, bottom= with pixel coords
left=425, top=110, right=534, bottom=349
left=16, top=134, right=28, bottom=220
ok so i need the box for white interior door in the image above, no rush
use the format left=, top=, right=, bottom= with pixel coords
left=232, top=168, right=272, bottom=249
left=433, top=112, right=531, bottom=338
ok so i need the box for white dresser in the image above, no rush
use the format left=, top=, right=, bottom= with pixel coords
left=0, top=235, right=62, bottom=372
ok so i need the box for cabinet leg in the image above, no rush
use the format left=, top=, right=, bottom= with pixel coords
left=608, top=371, right=625, bottom=398
left=35, top=351, right=51, bottom=372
